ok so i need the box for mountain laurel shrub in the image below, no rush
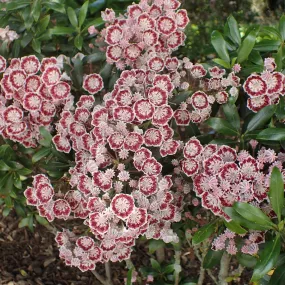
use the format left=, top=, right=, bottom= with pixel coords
left=0, top=0, right=284, bottom=284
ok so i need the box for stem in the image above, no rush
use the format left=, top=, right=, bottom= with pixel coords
left=174, top=250, right=181, bottom=285
left=91, top=270, right=108, bottom=285
left=105, top=262, right=113, bottom=285
left=218, top=253, right=231, bottom=285
left=156, top=247, right=165, bottom=263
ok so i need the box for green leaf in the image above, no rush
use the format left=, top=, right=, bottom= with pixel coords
left=14, top=201, right=26, bottom=217
left=3, top=207, right=11, bottom=217
left=237, top=253, right=257, bottom=268
left=192, top=221, right=216, bottom=245
left=13, top=173, right=22, bottom=190
left=269, top=264, right=285, bottom=285
left=212, top=58, right=231, bottom=69
left=32, top=39, right=41, bottom=53
left=49, top=27, right=75, bottom=35
left=251, top=236, right=281, bottom=282
left=206, top=118, right=239, bottom=136
left=254, top=39, right=281, bottom=52
left=224, top=207, right=274, bottom=231
left=16, top=167, right=32, bottom=176
left=149, top=239, right=165, bottom=254
left=150, top=258, right=161, bottom=271
left=100, top=63, right=113, bottom=80
left=28, top=215, right=34, bottom=232
left=6, top=0, right=30, bottom=10
left=276, top=98, right=285, bottom=121
left=279, top=15, right=285, bottom=41
left=261, top=27, right=282, bottom=40
left=224, top=15, right=241, bottom=45
left=233, top=202, right=275, bottom=229
left=256, top=128, right=285, bottom=141
left=163, top=264, right=175, bottom=274
left=19, top=217, right=29, bottom=228
left=67, top=7, right=78, bottom=28
left=211, top=31, right=230, bottom=63
left=79, top=1, right=89, bottom=28
left=237, top=26, right=259, bottom=63
left=273, top=45, right=283, bottom=71
left=35, top=215, right=48, bottom=225
left=269, top=167, right=284, bottom=222
left=84, top=52, right=106, bottom=63
left=203, top=250, right=224, bottom=269
left=32, top=147, right=51, bottom=163
left=0, top=144, right=16, bottom=160
left=222, top=103, right=240, bottom=132
left=43, top=1, right=65, bottom=13
left=245, top=105, right=276, bottom=132
left=127, top=267, right=134, bottom=285
left=74, top=34, right=83, bottom=50
left=39, top=126, right=52, bottom=147
left=36, top=14, right=50, bottom=36
left=0, top=160, right=10, bottom=171
left=31, top=0, right=41, bottom=22
left=224, top=220, right=247, bottom=235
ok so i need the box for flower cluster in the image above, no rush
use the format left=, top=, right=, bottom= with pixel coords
left=243, top=57, right=285, bottom=112
left=173, top=63, right=241, bottom=124
left=0, top=55, right=72, bottom=147
left=101, top=0, right=189, bottom=70
left=0, top=25, right=19, bottom=42
left=179, top=139, right=285, bottom=219
left=212, top=229, right=265, bottom=256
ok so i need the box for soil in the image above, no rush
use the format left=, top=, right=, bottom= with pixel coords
left=0, top=210, right=251, bottom=285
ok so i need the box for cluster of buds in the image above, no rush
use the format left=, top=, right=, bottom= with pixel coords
left=101, top=0, right=189, bottom=70
left=212, top=229, right=265, bottom=256
left=244, top=57, right=285, bottom=112
left=178, top=138, right=285, bottom=219
left=0, top=55, right=73, bottom=147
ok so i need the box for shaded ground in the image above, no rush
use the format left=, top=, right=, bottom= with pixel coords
left=0, top=211, right=251, bottom=285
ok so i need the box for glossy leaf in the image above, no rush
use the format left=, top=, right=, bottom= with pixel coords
left=50, top=27, right=75, bottom=35
left=254, top=39, right=281, bottom=52
left=222, top=103, right=240, bottom=132
left=269, top=167, right=284, bottom=222
left=224, top=220, right=247, bottom=234
left=269, top=264, right=285, bottom=285
left=256, top=128, right=285, bottom=141
left=224, top=207, right=274, bottom=231
left=39, top=126, right=52, bottom=147
left=212, top=58, right=230, bottom=69
left=237, top=253, right=257, bottom=268
left=149, top=239, right=165, bottom=254
left=276, top=98, right=285, bottom=121
left=36, top=15, right=50, bottom=36
left=203, top=249, right=224, bottom=269
left=245, top=105, right=276, bottom=132
left=224, top=15, right=241, bottom=45
left=74, top=34, right=83, bottom=50
left=192, top=222, right=216, bottom=245
left=279, top=14, right=285, bottom=40
left=31, top=0, right=41, bottom=22
left=251, top=236, right=281, bottom=282
left=211, top=30, right=230, bottom=63
left=150, top=258, right=161, bottom=271
left=67, top=7, right=78, bottom=28
left=237, top=27, right=259, bottom=63
left=32, top=148, right=51, bottom=163
left=43, top=1, right=66, bottom=13
left=206, top=118, right=239, bottom=136
left=35, top=215, right=48, bottom=225
left=79, top=1, right=89, bottom=28
left=233, top=202, right=275, bottom=229
left=6, top=0, right=30, bottom=10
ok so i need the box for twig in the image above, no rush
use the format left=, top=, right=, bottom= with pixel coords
left=174, top=250, right=181, bottom=285
left=105, top=261, right=113, bottom=285
left=218, top=252, right=231, bottom=285
left=91, top=270, right=108, bottom=285
left=156, top=247, right=165, bottom=263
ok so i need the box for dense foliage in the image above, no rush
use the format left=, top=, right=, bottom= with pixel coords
left=0, top=0, right=285, bottom=285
